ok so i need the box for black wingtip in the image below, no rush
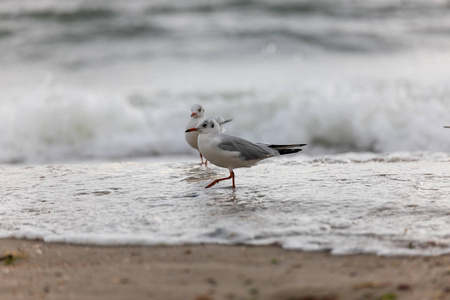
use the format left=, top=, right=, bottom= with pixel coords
left=220, top=119, right=233, bottom=125
left=267, top=143, right=306, bottom=156
left=277, top=148, right=303, bottom=155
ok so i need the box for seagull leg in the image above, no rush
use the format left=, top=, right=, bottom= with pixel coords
left=199, top=152, right=208, bottom=166
left=231, top=171, right=235, bottom=188
left=205, top=170, right=235, bottom=188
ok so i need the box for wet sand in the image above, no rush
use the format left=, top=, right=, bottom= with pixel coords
left=1, top=239, right=449, bottom=300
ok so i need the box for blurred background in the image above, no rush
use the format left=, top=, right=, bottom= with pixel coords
left=1, top=0, right=449, bottom=164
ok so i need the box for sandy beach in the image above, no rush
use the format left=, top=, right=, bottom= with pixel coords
left=0, top=239, right=449, bottom=300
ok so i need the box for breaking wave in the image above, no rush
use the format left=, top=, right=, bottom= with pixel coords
left=1, top=80, right=449, bottom=164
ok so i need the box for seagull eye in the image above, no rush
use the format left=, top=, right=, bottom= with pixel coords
left=202, top=123, right=207, bottom=128
left=211, top=123, right=214, bottom=128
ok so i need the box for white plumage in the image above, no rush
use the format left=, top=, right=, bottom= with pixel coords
left=185, top=104, right=231, bottom=165
left=186, top=118, right=306, bottom=188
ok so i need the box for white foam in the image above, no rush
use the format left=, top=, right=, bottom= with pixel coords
left=1, top=77, right=449, bottom=164
left=0, top=156, right=449, bottom=255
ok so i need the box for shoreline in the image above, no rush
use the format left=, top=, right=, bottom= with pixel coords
left=1, top=239, right=449, bottom=300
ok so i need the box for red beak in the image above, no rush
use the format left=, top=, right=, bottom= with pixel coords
left=191, top=112, right=196, bottom=117
left=185, top=127, right=198, bottom=132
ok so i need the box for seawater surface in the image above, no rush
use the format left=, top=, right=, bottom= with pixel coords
left=1, top=152, right=449, bottom=256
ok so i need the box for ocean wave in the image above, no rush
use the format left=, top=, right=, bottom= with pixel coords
left=1, top=80, right=449, bottom=164
left=3, top=0, right=444, bottom=20
left=144, top=0, right=450, bottom=19
left=10, top=8, right=116, bottom=23
left=233, top=27, right=402, bottom=53
left=2, top=0, right=450, bottom=67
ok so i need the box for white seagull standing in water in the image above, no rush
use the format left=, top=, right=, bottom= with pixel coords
left=185, top=104, right=231, bottom=165
left=185, top=117, right=306, bottom=188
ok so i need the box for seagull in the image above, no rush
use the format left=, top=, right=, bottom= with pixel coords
left=445, top=126, right=450, bottom=128
left=185, top=117, right=306, bottom=188
left=185, top=104, right=231, bottom=165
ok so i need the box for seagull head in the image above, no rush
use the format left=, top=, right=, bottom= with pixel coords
left=190, top=104, right=205, bottom=118
left=185, top=117, right=220, bottom=134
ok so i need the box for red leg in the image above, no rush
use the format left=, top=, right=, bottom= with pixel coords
left=198, top=152, right=208, bottom=166
left=205, top=170, right=235, bottom=188
left=231, top=171, right=235, bottom=188
left=198, top=151, right=208, bottom=166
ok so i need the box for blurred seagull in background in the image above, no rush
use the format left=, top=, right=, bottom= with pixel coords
left=185, top=104, right=231, bottom=165
left=185, top=117, right=306, bottom=188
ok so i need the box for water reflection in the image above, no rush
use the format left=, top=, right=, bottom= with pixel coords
left=181, top=163, right=221, bottom=184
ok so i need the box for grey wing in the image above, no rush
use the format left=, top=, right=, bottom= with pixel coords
left=218, top=134, right=277, bottom=160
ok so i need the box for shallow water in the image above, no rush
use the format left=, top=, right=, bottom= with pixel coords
left=1, top=152, right=449, bottom=256
left=1, top=0, right=449, bottom=257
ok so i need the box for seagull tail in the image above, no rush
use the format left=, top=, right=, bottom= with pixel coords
left=267, top=144, right=307, bottom=155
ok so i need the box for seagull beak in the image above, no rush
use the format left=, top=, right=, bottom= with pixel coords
left=185, top=127, right=198, bottom=132
left=191, top=112, right=196, bottom=117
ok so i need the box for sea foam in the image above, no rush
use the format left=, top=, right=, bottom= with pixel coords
left=0, top=155, right=449, bottom=255
left=1, top=80, right=449, bottom=164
